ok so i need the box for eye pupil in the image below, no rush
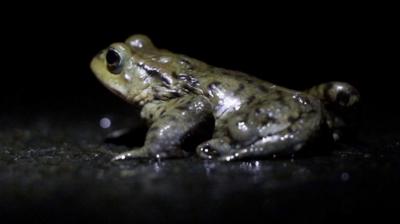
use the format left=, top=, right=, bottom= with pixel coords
left=106, top=48, right=122, bottom=74
left=106, top=49, right=121, bottom=65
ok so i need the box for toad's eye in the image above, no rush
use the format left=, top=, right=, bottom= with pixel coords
left=106, top=48, right=123, bottom=74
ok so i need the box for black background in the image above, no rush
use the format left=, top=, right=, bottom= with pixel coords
left=1, top=6, right=398, bottom=124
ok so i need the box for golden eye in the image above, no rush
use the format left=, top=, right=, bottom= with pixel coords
left=106, top=48, right=123, bottom=74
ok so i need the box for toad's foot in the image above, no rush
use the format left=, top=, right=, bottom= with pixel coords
left=112, top=147, right=150, bottom=161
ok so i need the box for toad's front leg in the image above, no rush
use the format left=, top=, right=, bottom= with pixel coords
left=112, top=95, right=214, bottom=161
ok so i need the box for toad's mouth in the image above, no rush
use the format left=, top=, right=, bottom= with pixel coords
left=105, top=83, right=154, bottom=106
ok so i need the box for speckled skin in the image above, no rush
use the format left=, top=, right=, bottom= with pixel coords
left=90, top=34, right=360, bottom=161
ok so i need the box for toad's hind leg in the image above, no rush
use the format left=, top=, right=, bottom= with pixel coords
left=306, top=82, right=360, bottom=140
left=197, top=97, right=323, bottom=161
left=197, top=126, right=319, bottom=162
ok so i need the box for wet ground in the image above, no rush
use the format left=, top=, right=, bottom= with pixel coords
left=1, top=101, right=399, bottom=223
